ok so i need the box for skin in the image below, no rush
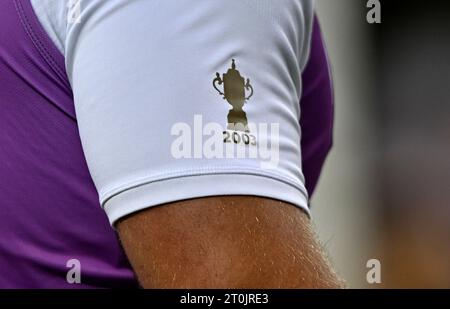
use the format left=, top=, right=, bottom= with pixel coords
left=117, top=196, right=344, bottom=288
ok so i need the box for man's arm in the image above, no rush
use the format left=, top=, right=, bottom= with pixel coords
left=117, top=196, right=343, bottom=288
left=58, top=0, right=340, bottom=287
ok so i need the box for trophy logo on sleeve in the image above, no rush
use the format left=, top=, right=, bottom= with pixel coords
left=213, top=59, right=254, bottom=132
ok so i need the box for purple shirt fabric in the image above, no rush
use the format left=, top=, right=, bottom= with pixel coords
left=300, top=16, right=334, bottom=196
left=0, top=0, right=333, bottom=288
left=0, top=0, right=137, bottom=288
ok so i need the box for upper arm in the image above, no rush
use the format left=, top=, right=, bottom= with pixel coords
left=51, top=0, right=339, bottom=287
left=117, top=196, right=342, bottom=288
left=67, top=0, right=312, bottom=225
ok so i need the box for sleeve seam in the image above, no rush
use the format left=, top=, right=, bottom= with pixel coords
left=101, top=168, right=308, bottom=209
left=14, top=0, right=70, bottom=89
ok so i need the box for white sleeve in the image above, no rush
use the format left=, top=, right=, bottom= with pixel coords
left=35, top=0, right=315, bottom=225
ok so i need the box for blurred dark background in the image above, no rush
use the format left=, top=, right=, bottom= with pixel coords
left=375, top=0, right=450, bottom=288
left=313, top=0, right=450, bottom=288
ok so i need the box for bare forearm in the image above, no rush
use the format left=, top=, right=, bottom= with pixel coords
left=117, top=196, right=344, bottom=288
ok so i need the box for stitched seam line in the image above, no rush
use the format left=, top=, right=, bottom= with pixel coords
left=101, top=167, right=308, bottom=208
left=14, top=0, right=67, bottom=82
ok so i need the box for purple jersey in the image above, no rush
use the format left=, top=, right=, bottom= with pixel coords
left=0, top=0, right=332, bottom=288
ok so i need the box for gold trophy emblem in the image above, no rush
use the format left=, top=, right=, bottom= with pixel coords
left=213, top=59, right=254, bottom=132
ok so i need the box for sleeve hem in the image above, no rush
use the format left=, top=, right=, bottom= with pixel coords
left=103, top=172, right=310, bottom=226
